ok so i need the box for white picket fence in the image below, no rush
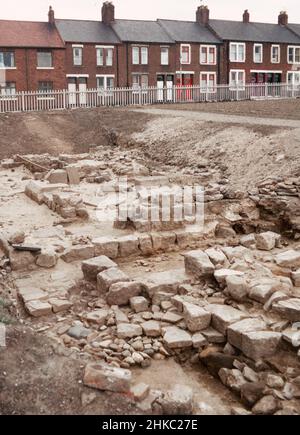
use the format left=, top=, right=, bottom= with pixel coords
left=0, top=83, right=299, bottom=113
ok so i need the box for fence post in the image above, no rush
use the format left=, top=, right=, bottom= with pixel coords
left=21, top=91, right=25, bottom=112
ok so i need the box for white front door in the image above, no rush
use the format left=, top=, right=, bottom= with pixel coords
left=79, top=80, right=87, bottom=105
left=157, top=76, right=164, bottom=101
left=68, top=82, right=76, bottom=105
left=166, top=76, right=174, bottom=101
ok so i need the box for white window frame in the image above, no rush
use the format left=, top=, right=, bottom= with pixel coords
left=96, top=46, right=114, bottom=67
left=37, top=50, right=53, bottom=69
left=271, top=45, right=280, bottom=64
left=96, top=47, right=104, bottom=66
left=96, top=74, right=115, bottom=89
left=106, top=48, right=113, bottom=66
left=0, top=81, right=16, bottom=97
left=200, top=45, right=217, bottom=65
left=180, top=44, right=191, bottom=65
left=230, top=42, right=246, bottom=63
left=72, top=45, right=83, bottom=66
left=287, top=71, right=300, bottom=88
left=132, top=73, right=149, bottom=94
left=253, top=44, right=263, bottom=63
left=200, top=72, right=217, bottom=93
left=288, top=46, right=300, bottom=64
left=229, top=69, right=246, bottom=90
left=0, top=51, right=16, bottom=69
left=96, top=74, right=115, bottom=97
left=141, top=47, right=148, bottom=65
left=161, top=46, right=169, bottom=65
left=132, top=46, right=140, bottom=65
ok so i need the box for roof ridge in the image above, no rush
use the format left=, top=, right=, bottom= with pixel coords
left=158, top=19, right=198, bottom=24
left=56, top=18, right=103, bottom=23
left=209, top=18, right=285, bottom=26
left=0, top=19, right=48, bottom=24
left=115, top=18, right=159, bottom=24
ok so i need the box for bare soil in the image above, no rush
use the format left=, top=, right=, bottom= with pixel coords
left=0, top=326, right=139, bottom=415
left=154, top=98, right=300, bottom=120
left=1, top=102, right=299, bottom=192
left=0, top=108, right=153, bottom=160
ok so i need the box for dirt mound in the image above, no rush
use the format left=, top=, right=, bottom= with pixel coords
left=132, top=115, right=300, bottom=191
left=0, top=108, right=152, bottom=160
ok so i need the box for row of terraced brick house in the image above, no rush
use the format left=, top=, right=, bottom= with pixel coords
left=1, top=2, right=300, bottom=96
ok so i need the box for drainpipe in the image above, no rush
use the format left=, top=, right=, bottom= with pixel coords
left=126, top=43, right=129, bottom=87
left=25, top=49, right=30, bottom=91
left=116, top=45, right=119, bottom=87
left=217, top=45, right=221, bottom=84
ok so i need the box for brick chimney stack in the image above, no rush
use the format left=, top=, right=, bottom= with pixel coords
left=102, top=1, right=115, bottom=25
left=196, top=5, right=210, bottom=26
left=278, top=11, right=288, bottom=25
left=48, top=6, right=55, bottom=25
left=243, top=10, right=250, bottom=23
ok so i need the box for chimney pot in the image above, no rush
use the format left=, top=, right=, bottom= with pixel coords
left=102, top=1, right=115, bottom=25
left=278, top=11, right=288, bottom=25
left=243, top=10, right=250, bottom=23
left=196, top=5, right=210, bottom=26
left=48, top=6, right=55, bottom=25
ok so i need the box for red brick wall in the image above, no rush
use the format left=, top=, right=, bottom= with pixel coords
left=64, top=42, right=118, bottom=88
left=220, top=41, right=300, bottom=84
left=173, top=43, right=219, bottom=85
left=3, top=48, right=66, bottom=91
left=3, top=39, right=300, bottom=91
left=117, top=42, right=220, bottom=87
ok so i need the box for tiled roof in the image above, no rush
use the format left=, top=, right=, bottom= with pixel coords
left=209, top=19, right=300, bottom=44
left=112, top=19, right=174, bottom=43
left=55, top=19, right=120, bottom=44
left=157, top=19, right=221, bottom=44
left=288, top=23, right=300, bottom=38
left=0, top=20, right=64, bottom=48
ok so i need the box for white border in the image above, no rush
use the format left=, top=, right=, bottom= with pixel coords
left=180, top=44, right=191, bottom=65
left=271, top=45, right=280, bottom=64
left=253, top=43, right=263, bottom=63
left=229, top=42, right=246, bottom=63
left=200, top=45, right=217, bottom=65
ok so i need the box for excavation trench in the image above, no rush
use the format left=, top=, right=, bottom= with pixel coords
left=1, top=150, right=300, bottom=416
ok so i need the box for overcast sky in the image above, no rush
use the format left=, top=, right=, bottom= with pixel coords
left=2, top=0, right=300, bottom=23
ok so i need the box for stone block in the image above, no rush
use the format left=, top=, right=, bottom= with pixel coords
left=130, top=296, right=149, bottom=313
left=25, top=300, right=52, bottom=317
left=82, top=256, right=117, bottom=281
left=61, top=244, right=95, bottom=263
left=241, top=331, right=282, bottom=360
left=117, top=323, right=142, bottom=339
left=46, top=169, right=68, bottom=185
left=205, top=304, right=246, bottom=335
left=83, top=363, right=131, bottom=393
left=93, top=237, right=119, bottom=259
left=141, top=320, right=161, bottom=337
left=118, top=235, right=140, bottom=257
left=183, top=303, right=211, bottom=332
left=227, top=318, right=267, bottom=350
left=106, top=281, right=142, bottom=305
left=275, top=250, right=300, bottom=269
left=163, top=326, right=192, bottom=349
left=184, top=250, right=215, bottom=277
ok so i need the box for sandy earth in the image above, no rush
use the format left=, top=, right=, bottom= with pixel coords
left=0, top=108, right=152, bottom=160
left=131, top=112, right=300, bottom=191
left=153, top=98, right=300, bottom=120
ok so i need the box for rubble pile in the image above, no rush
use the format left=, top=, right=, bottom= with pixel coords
left=1, top=152, right=300, bottom=415
left=250, top=176, right=300, bottom=238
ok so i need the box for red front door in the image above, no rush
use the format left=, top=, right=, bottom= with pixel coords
left=176, top=74, right=193, bottom=100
